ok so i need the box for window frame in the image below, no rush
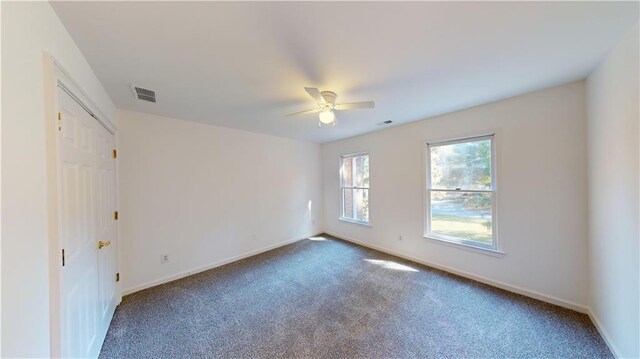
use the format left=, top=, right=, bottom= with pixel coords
left=424, top=134, right=498, bottom=252
left=339, top=152, right=371, bottom=226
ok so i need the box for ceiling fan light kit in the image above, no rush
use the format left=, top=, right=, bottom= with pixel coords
left=319, top=110, right=336, bottom=125
left=287, top=87, right=375, bottom=127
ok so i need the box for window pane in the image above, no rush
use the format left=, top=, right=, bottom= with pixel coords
left=342, top=188, right=369, bottom=222
left=341, top=155, right=369, bottom=188
left=341, top=154, right=370, bottom=223
left=430, top=191, right=492, bottom=244
left=341, top=157, right=353, bottom=187
left=353, top=155, right=369, bottom=188
left=354, top=188, right=369, bottom=222
left=430, top=139, right=492, bottom=190
left=342, top=188, right=353, bottom=219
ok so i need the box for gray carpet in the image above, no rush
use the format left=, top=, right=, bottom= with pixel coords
left=100, top=234, right=612, bottom=358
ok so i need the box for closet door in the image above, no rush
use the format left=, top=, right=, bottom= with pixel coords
left=58, top=86, right=117, bottom=358
left=95, top=121, right=118, bottom=335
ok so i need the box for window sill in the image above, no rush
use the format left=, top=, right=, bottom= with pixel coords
left=339, top=218, right=372, bottom=227
left=423, top=235, right=506, bottom=257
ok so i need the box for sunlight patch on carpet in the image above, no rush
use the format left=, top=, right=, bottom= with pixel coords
left=364, top=259, right=419, bottom=272
left=309, top=236, right=328, bottom=241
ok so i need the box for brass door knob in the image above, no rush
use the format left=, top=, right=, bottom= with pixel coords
left=98, top=240, right=111, bottom=249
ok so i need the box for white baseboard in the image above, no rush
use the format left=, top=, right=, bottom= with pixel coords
left=588, top=309, right=622, bottom=358
left=122, top=233, right=316, bottom=295
left=325, top=231, right=589, bottom=314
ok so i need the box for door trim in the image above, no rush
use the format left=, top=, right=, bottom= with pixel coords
left=43, top=53, right=120, bottom=358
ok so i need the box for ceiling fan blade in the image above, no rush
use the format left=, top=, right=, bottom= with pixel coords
left=334, top=101, right=375, bottom=110
left=286, top=108, right=319, bottom=117
left=304, top=87, right=324, bottom=103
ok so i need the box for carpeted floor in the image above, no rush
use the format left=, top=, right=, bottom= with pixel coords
left=100, top=234, right=612, bottom=358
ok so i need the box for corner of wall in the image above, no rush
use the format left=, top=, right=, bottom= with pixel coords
left=585, top=20, right=640, bottom=359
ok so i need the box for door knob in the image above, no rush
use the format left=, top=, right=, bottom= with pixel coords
left=98, top=241, right=111, bottom=249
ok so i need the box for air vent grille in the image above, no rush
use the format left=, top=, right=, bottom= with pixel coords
left=131, top=85, right=156, bottom=103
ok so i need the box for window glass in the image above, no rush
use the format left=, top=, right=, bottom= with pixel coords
left=341, top=154, right=369, bottom=223
left=430, top=139, right=492, bottom=191
left=427, top=136, right=496, bottom=249
left=430, top=191, right=492, bottom=244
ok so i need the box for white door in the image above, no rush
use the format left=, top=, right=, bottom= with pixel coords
left=95, top=115, right=118, bottom=332
left=58, top=86, right=118, bottom=358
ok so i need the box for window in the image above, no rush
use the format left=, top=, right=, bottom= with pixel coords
left=426, top=135, right=496, bottom=250
left=340, top=153, right=370, bottom=224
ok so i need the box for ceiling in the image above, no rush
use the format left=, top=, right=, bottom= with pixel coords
left=52, top=1, right=638, bottom=143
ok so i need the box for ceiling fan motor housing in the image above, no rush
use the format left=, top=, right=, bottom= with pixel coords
left=320, top=91, right=337, bottom=105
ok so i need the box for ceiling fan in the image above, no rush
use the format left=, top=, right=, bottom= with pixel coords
left=287, top=87, right=375, bottom=127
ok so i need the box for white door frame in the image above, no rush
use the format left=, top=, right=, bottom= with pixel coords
left=43, top=53, right=121, bottom=358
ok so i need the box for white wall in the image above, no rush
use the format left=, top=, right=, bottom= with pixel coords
left=586, top=22, right=639, bottom=359
left=322, top=81, right=589, bottom=310
left=118, top=110, right=322, bottom=293
left=1, top=2, right=117, bottom=357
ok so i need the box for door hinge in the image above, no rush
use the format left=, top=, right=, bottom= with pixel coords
left=112, top=149, right=117, bottom=159
left=114, top=211, right=119, bottom=220
left=62, top=249, right=65, bottom=267
left=116, top=273, right=120, bottom=282
left=58, top=112, right=62, bottom=131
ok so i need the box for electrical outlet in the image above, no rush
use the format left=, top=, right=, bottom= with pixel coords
left=398, top=234, right=403, bottom=241
left=252, top=234, right=257, bottom=241
left=160, top=254, right=169, bottom=264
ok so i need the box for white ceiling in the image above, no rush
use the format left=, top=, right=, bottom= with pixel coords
left=52, top=1, right=638, bottom=143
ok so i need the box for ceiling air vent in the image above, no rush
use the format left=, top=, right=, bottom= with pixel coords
left=130, top=84, right=156, bottom=103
